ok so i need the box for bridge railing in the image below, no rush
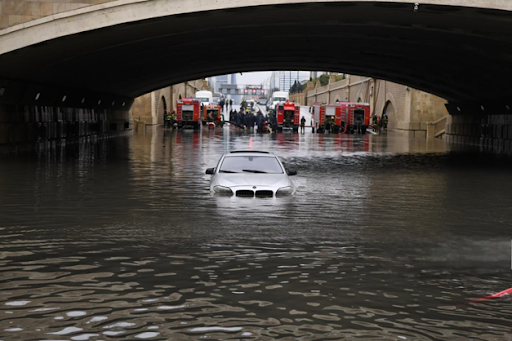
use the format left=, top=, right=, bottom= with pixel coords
left=426, top=115, right=448, bottom=138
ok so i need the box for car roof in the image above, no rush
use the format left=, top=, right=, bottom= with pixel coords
left=225, top=150, right=273, bottom=157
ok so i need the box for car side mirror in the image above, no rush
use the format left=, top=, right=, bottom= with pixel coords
left=286, top=168, right=297, bottom=176
left=206, top=168, right=215, bottom=175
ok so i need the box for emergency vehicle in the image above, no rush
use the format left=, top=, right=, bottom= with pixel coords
left=311, top=102, right=328, bottom=133
left=341, top=102, right=371, bottom=134
left=273, top=100, right=300, bottom=132
left=202, top=104, right=223, bottom=128
left=312, top=101, right=371, bottom=134
left=176, top=98, right=202, bottom=129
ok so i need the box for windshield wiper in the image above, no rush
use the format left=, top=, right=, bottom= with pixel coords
left=242, top=169, right=267, bottom=173
left=219, top=170, right=238, bottom=173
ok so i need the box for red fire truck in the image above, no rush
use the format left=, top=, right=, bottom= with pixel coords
left=342, top=102, right=371, bottom=134
left=312, top=101, right=371, bottom=134
left=312, top=102, right=340, bottom=133
left=273, top=100, right=300, bottom=132
left=311, top=102, right=324, bottom=132
left=177, top=98, right=202, bottom=129
left=202, top=104, right=223, bottom=127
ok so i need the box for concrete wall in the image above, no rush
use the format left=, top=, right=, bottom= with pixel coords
left=446, top=114, right=512, bottom=155
left=2, top=0, right=510, bottom=32
left=446, top=114, right=512, bottom=154
left=0, top=103, right=130, bottom=152
left=0, top=0, right=112, bottom=30
left=131, top=93, right=152, bottom=124
left=306, top=75, right=449, bottom=137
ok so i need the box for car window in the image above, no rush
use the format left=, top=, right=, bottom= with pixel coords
left=219, top=156, right=284, bottom=174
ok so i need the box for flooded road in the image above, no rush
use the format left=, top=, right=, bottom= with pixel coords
left=0, top=127, right=511, bottom=340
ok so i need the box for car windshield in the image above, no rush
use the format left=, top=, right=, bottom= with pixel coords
left=219, top=156, right=284, bottom=174
left=197, top=97, right=209, bottom=103
left=273, top=97, right=287, bottom=102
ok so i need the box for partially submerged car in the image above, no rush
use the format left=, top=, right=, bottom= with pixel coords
left=206, top=151, right=297, bottom=197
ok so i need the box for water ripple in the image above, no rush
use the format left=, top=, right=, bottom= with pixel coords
left=0, top=130, right=511, bottom=339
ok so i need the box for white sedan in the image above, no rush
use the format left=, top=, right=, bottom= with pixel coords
left=205, top=151, right=297, bottom=197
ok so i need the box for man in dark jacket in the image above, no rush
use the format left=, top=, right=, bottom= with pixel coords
left=300, top=116, right=306, bottom=133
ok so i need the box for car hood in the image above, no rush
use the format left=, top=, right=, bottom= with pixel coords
left=215, top=173, right=291, bottom=187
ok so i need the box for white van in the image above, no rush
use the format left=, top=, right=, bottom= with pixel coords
left=271, top=91, right=289, bottom=108
left=195, top=90, right=213, bottom=106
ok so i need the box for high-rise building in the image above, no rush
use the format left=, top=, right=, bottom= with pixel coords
left=278, top=71, right=300, bottom=92
left=215, top=75, right=229, bottom=92
left=230, top=74, right=236, bottom=85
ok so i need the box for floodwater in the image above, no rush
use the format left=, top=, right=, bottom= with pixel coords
left=0, top=126, right=511, bottom=341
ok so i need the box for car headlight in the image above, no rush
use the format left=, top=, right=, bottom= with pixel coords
left=276, top=186, right=294, bottom=197
left=213, top=185, right=233, bottom=196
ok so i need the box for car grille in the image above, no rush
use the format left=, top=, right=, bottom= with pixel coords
left=236, top=190, right=254, bottom=197
left=255, top=190, right=273, bottom=198
left=235, top=190, right=274, bottom=197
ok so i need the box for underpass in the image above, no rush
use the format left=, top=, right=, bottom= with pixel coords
left=1, top=1, right=512, bottom=150
left=0, top=4, right=511, bottom=336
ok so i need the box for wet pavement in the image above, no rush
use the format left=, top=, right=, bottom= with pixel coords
left=0, top=126, right=511, bottom=340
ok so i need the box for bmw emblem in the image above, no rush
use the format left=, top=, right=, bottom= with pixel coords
left=252, top=186, right=257, bottom=189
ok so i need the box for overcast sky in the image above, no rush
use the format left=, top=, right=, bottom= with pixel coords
left=233, top=71, right=313, bottom=87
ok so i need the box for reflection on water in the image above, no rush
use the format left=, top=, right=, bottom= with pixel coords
left=0, top=127, right=511, bottom=340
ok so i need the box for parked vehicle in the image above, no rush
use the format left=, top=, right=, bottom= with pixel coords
left=312, top=101, right=371, bottom=134
left=203, top=104, right=223, bottom=127
left=195, top=90, right=213, bottom=106
left=343, top=102, right=371, bottom=134
left=176, top=98, right=202, bottom=129
left=256, top=98, right=267, bottom=106
left=266, top=99, right=273, bottom=111
left=271, top=91, right=289, bottom=108
left=205, top=151, right=297, bottom=197
left=273, top=100, right=300, bottom=132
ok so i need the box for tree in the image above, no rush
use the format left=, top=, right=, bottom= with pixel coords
left=289, top=80, right=306, bottom=94
left=319, top=74, right=330, bottom=86
left=289, top=80, right=299, bottom=94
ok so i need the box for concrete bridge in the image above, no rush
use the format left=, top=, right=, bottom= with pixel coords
left=1, top=0, right=512, bottom=150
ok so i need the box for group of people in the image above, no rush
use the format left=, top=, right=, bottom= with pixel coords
left=371, top=114, right=389, bottom=134
left=219, top=99, right=234, bottom=112
left=230, top=109, right=257, bottom=129
left=228, top=108, right=274, bottom=133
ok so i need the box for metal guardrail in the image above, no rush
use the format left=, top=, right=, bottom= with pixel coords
left=426, top=115, right=448, bottom=138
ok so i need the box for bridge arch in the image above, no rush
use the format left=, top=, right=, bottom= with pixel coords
left=158, top=96, right=167, bottom=125
left=0, top=0, right=512, bottom=112
left=383, top=100, right=397, bottom=130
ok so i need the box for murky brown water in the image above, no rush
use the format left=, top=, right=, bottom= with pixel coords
left=1, top=127, right=511, bottom=340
